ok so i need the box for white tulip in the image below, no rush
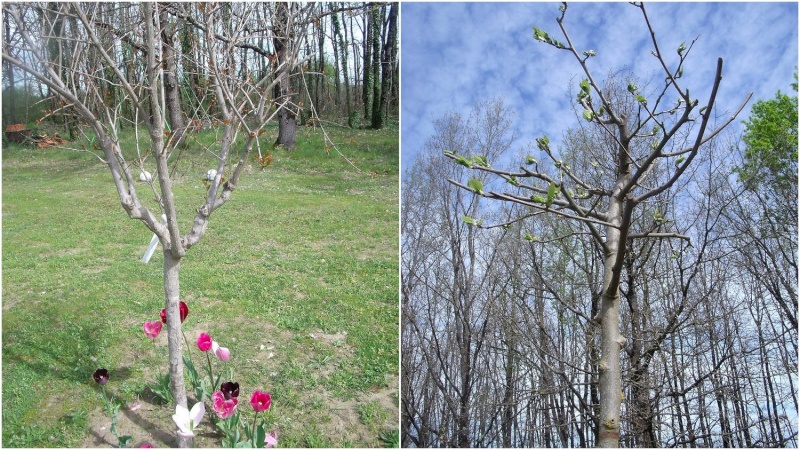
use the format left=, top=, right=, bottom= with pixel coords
left=172, top=402, right=205, bottom=438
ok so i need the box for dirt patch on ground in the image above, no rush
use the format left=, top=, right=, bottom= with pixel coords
left=82, top=394, right=176, bottom=448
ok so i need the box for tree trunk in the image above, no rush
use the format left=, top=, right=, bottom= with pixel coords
left=314, top=4, right=325, bottom=113
left=159, top=5, right=187, bottom=148
left=368, top=4, right=382, bottom=125
left=273, top=3, right=297, bottom=149
left=362, top=5, right=373, bottom=121
left=163, top=250, right=190, bottom=447
left=625, top=256, right=657, bottom=447
left=596, top=160, right=633, bottom=447
left=331, top=5, right=352, bottom=127
left=145, top=4, right=189, bottom=446
left=373, top=2, right=396, bottom=129
left=4, top=15, right=17, bottom=124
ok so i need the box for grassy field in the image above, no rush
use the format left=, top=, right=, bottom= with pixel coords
left=2, top=122, right=399, bottom=447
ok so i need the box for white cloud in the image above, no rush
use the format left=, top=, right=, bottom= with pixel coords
left=402, top=2, right=798, bottom=173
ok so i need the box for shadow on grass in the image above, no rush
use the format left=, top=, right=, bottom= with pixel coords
left=3, top=330, right=111, bottom=386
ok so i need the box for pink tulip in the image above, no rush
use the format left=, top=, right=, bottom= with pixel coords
left=197, top=333, right=213, bottom=352
left=143, top=321, right=162, bottom=339
left=212, top=341, right=231, bottom=362
left=264, top=431, right=278, bottom=448
left=212, top=390, right=238, bottom=419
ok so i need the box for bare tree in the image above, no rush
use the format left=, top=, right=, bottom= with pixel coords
left=2, top=3, right=308, bottom=446
left=402, top=99, right=523, bottom=447
left=444, top=3, right=750, bottom=446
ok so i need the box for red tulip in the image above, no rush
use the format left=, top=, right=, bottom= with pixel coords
left=250, top=391, right=271, bottom=412
left=160, top=301, right=189, bottom=324
left=197, top=333, right=213, bottom=352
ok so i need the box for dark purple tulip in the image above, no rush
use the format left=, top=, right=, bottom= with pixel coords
left=220, top=381, right=240, bottom=400
left=93, top=368, right=110, bottom=385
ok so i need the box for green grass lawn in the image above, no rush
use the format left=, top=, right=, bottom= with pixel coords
left=2, top=122, right=399, bottom=448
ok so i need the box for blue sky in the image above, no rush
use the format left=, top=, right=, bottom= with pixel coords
left=400, top=2, right=799, bottom=173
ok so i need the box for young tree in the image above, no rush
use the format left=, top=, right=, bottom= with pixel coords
left=444, top=3, right=750, bottom=446
left=2, top=3, right=305, bottom=446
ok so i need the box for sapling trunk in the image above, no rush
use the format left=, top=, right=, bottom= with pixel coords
left=164, top=250, right=191, bottom=448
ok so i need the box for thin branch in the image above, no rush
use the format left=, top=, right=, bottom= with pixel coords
left=628, top=231, right=691, bottom=242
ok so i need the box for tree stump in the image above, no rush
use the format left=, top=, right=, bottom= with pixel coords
left=5, top=123, right=31, bottom=144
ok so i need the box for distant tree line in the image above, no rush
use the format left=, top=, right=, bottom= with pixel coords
left=2, top=2, right=399, bottom=144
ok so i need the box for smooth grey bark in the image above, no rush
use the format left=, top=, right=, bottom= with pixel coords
left=163, top=250, right=190, bottom=447
left=144, top=5, right=191, bottom=445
